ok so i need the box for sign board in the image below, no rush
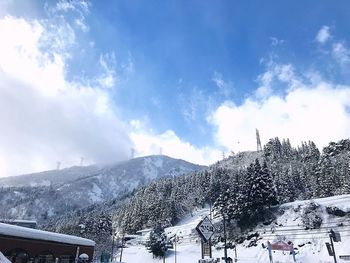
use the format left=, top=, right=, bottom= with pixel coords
left=270, top=241, right=293, bottom=251
left=267, top=241, right=296, bottom=263
left=203, top=242, right=211, bottom=257
left=325, top=243, right=334, bottom=256
left=330, top=230, right=341, bottom=242
left=196, top=216, right=216, bottom=242
left=340, top=255, right=350, bottom=261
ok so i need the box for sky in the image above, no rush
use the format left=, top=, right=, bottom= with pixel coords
left=1, top=0, right=350, bottom=177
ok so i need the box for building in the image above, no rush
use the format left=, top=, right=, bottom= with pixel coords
left=0, top=223, right=95, bottom=263
left=0, top=220, right=37, bottom=229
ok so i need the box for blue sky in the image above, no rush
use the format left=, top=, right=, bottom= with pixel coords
left=1, top=0, right=350, bottom=176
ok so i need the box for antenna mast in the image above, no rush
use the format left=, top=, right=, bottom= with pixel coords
left=256, top=129, right=262, bottom=152
left=56, top=161, right=61, bottom=170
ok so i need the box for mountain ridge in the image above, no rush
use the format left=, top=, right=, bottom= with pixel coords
left=0, top=155, right=206, bottom=223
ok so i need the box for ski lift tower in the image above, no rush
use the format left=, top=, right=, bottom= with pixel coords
left=256, top=129, right=262, bottom=152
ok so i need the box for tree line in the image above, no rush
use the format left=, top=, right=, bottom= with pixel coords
left=114, top=138, right=350, bottom=233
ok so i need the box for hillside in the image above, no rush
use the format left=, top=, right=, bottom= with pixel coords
left=0, top=155, right=205, bottom=222
left=42, top=138, right=350, bottom=258
left=120, top=194, right=350, bottom=263
left=0, top=165, right=101, bottom=187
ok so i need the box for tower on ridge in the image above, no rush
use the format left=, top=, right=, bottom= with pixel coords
left=256, top=129, right=262, bottom=152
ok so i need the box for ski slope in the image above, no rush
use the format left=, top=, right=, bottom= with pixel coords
left=121, top=195, right=350, bottom=262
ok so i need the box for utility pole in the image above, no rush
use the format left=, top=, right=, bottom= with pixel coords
left=174, top=234, right=177, bottom=263
left=256, top=128, right=262, bottom=152
left=209, top=201, right=212, bottom=220
left=119, top=233, right=125, bottom=262
left=111, top=232, right=115, bottom=261
left=223, top=215, right=228, bottom=263
left=329, top=230, right=337, bottom=263
left=56, top=161, right=61, bottom=170
left=130, top=148, right=135, bottom=159
left=234, top=243, right=238, bottom=262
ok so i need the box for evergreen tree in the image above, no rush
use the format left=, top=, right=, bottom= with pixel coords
left=260, top=160, right=277, bottom=207
left=146, top=224, right=168, bottom=258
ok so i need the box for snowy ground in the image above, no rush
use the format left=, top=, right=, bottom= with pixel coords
left=120, top=195, right=350, bottom=263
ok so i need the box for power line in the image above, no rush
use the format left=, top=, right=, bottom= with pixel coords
left=254, top=220, right=350, bottom=232
left=260, top=234, right=350, bottom=241
left=256, top=225, right=350, bottom=234
left=261, top=231, right=349, bottom=238
left=257, top=218, right=350, bottom=228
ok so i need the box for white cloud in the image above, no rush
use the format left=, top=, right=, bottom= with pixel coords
left=97, top=53, right=117, bottom=88
left=129, top=122, right=222, bottom=165
left=332, top=42, right=350, bottom=66
left=47, top=0, right=90, bottom=33
left=316, top=26, right=331, bottom=44
left=0, top=15, right=131, bottom=177
left=0, top=12, right=221, bottom=177
left=212, top=72, right=233, bottom=98
left=255, top=62, right=300, bottom=99
left=270, top=37, right=284, bottom=46
left=179, top=87, right=206, bottom=123
left=210, top=71, right=350, bottom=153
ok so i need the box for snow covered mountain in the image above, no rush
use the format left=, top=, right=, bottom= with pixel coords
left=216, top=150, right=263, bottom=170
left=0, top=155, right=205, bottom=222
left=0, top=165, right=101, bottom=187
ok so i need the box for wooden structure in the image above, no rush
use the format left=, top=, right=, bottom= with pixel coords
left=0, top=223, right=95, bottom=263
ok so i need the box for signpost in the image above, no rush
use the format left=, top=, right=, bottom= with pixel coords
left=326, top=229, right=341, bottom=263
left=196, top=216, right=216, bottom=260
left=267, top=241, right=296, bottom=263
left=196, top=216, right=216, bottom=242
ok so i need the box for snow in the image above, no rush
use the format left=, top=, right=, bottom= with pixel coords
left=281, top=194, right=350, bottom=211
left=0, top=155, right=204, bottom=223
left=120, top=195, right=350, bottom=263
left=1, top=219, right=37, bottom=224
left=0, top=252, right=11, bottom=263
left=143, top=157, right=161, bottom=180
left=0, top=223, right=95, bottom=247
left=89, top=183, right=103, bottom=202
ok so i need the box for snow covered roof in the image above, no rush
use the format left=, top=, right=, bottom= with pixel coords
left=0, top=251, right=11, bottom=263
left=136, top=228, right=153, bottom=233
left=0, top=219, right=37, bottom=224
left=0, top=223, right=95, bottom=247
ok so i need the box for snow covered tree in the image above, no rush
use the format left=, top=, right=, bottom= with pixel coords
left=146, top=224, right=168, bottom=258
left=260, top=160, right=277, bottom=207
left=234, top=159, right=278, bottom=227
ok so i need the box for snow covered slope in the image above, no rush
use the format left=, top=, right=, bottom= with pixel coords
left=0, top=165, right=100, bottom=187
left=0, top=155, right=205, bottom=222
left=120, top=194, right=350, bottom=263
left=215, top=150, right=263, bottom=171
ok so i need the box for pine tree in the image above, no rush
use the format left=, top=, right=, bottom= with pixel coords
left=146, top=224, right=168, bottom=258
left=260, top=160, right=277, bottom=207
